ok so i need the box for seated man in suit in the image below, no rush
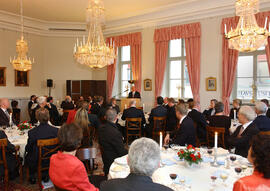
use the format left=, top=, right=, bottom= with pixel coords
left=229, top=99, right=242, bottom=120
left=227, top=106, right=260, bottom=158
left=25, top=108, right=59, bottom=184
left=203, top=99, right=218, bottom=120
left=261, top=99, right=270, bottom=118
left=100, top=138, right=173, bottom=191
left=90, top=96, right=105, bottom=119
left=166, top=98, right=178, bottom=132
left=148, top=96, right=167, bottom=137
left=30, top=96, right=53, bottom=125
left=164, top=103, right=196, bottom=146
left=98, top=109, right=127, bottom=176
left=128, top=86, right=141, bottom=98
left=46, top=96, right=60, bottom=126
left=0, top=130, right=18, bottom=180
left=187, top=101, right=207, bottom=142
left=60, top=95, right=74, bottom=110
left=0, top=98, right=15, bottom=126
left=28, top=95, right=36, bottom=118
left=253, top=101, right=270, bottom=132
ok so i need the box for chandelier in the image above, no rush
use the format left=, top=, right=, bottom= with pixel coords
left=225, top=0, right=269, bottom=52
left=73, top=0, right=116, bottom=69
left=10, top=0, right=34, bottom=71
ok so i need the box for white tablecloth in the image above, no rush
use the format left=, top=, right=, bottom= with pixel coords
left=117, top=113, right=149, bottom=126
left=108, top=148, right=253, bottom=191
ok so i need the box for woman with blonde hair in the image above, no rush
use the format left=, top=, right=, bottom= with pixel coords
left=74, top=108, right=93, bottom=148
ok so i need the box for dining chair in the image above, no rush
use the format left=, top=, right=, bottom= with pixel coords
left=260, top=131, right=270, bottom=135
left=206, top=126, right=226, bottom=148
left=193, top=122, right=208, bottom=147
left=126, top=117, right=142, bottom=146
left=76, top=147, right=97, bottom=175
left=152, top=116, right=166, bottom=141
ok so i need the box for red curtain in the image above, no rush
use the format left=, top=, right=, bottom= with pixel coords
left=154, top=22, right=201, bottom=101
left=106, top=32, right=142, bottom=100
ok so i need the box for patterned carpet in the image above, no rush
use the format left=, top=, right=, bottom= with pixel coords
left=1, top=142, right=104, bottom=191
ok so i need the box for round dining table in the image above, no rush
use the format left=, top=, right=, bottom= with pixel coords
left=108, top=147, right=253, bottom=191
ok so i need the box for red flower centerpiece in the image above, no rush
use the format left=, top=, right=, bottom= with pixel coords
left=177, top=145, right=202, bottom=167
left=18, top=121, right=33, bottom=131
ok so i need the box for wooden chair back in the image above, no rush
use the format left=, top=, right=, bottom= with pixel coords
left=126, top=118, right=142, bottom=145
left=260, top=131, right=270, bottom=135
left=206, top=126, right=226, bottom=148
left=193, top=122, right=207, bottom=147
left=0, top=139, right=8, bottom=191
left=76, top=148, right=97, bottom=174
left=37, top=138, right=59, bottom=190
left=152, top=116, right=166, bottom=139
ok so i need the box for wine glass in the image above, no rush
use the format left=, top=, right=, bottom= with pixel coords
left=169, top=173, right=177, bottom=181
left=235, top=167, right=242, bottom=177
left=230, top=155, right=237, bottom=165
left=210, top=175, right=217, bottom=188
left=220, top=173, right=228, bottom=186
left=241, top=165, right=248, bottom=176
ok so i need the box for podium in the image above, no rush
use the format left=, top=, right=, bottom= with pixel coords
left=120, top=98, right=141, bottom=112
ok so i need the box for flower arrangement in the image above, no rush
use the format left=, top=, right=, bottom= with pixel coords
left=178, top=145, right=202, bottom=166
left=17, top=121, right=33, bottom=131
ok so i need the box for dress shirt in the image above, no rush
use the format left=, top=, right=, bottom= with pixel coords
left=179, top=115, right=187, bottom=124
left=242, top=121, right=253, bottom=131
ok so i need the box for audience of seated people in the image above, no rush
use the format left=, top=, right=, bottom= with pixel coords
left=261, top=99, right=270, bottom=118
left=203, top=99, right=218, bottom=120
left=0, top=98, right=15, bottom=126
left=208, top=102, right=231, bottom=148
left=100, top=138, right=173, bottom=191
left=227, top=106, right=260, bottom=158
left=166, top=98, right=178, bottom=132
left=164, top=103, right=196, bottom=146
left=229, top=99, right=242, bottom=120
left=61, top=95, right=75, bottom=110
left=25, top=108, right=59, bottom=184
left=233, top=134, right=270, bottom=191
left=11, top=100, right=21, bottom=125
left=253, top=101, right=270, bottom=132
left=98, top=109, right=127, bottom=176
left=49, top=123, right=98, bottom=191
left=187, top=100, right=207, bottom=142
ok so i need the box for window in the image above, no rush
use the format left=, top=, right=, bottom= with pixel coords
left=232, top=47, right=269, bottom=101
left=118, top=46, right=132, bottom=97
left=163, top=39, right=192, bottom=98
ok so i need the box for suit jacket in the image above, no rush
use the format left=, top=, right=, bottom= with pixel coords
left=166, top=106, right=177, bottom=131
left=0, top=130, right=17, bottom=176
left=88, top=113, right=100, bottom=129
left=253, top=115, right=270, bottom=132
left=227, top=122, right=259, bottom=157
left=28, top=101, right=34, bottom=110
left=149, top=105, right=167, bottom=124
left=203, top=108, right=214, bottom=120
left=0, top=108, right=11, bottom=126
left=266, top=108, right=270, bottom=118
left=170, top=116, right=196, bottom=146
left=107, top=104, right=120, bottom=114
left=229, top=108, right=240, bottom=119
left=61, top=101, right=74, bottom=110
left=47, top=103, right=60, bottom=126
left=128, top=91, right=141, bottom=98
left=100, top=173, right=173, bottom=191
left=25, top=123, right=58, bottom=169
left=98, top=122, right=127, bottom=175
left=122, top=107, right=146, bottom=125
left=187, top=109, right=207, bottom=141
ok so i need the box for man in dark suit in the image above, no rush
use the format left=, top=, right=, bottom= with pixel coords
left=98, top=109, right=127, bottom=176
left=25, top=108, right=58, bottom=184
left=187, top=101, right=207, bottom=142
left=253, top=101, right=270, bottom=132
left=261, top=99, right=270, bottom=118
left=100, top=138, right=173, bottom=191
left=229, top=99, right=242, bottom=120
left=164, top=103, right=196, bottom=146
left=60, top=96, right=74, bottom=110
left=166, top=98, right=178, bottom=132
left=90, top=96, right=105, bottom=118
left=46, top=97, right=61, bottom=126
left=0, top=130, right=18, bottom=180
left=227, top=106, right=260, bottom=158
left=122, top=100, right=146, bottom=125
left=128, top=86, right=141, bottom=98
left=30, top=96, right=52, bottom=125
left=28, top=95, right=36, bottom=118
left=0, top=98, right=15, bottom=126
left=203, top=99, right=218, bottom=120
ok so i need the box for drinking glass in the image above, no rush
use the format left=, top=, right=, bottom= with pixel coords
left=230, top=155, right=237, bottom=166
left=210, top=175, right=217, bottom=189
left=235, top=167, right=242, bottom=177
left=220, top=173, right=228, bottom=187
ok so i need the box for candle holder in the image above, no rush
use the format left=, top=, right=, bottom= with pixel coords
left=210, top=148, right=220, bottom=167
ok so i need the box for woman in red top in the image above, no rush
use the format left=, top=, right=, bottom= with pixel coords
left=233, top=134, right=270, bottom=191
left=49, top=123, right=99, bottom=191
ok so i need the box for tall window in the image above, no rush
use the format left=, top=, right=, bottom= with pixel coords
left=232, top=47, right=269, bottom=101
left=118, top=46, right=132, bottom=97
left=163, top=39, right=192, bottom=98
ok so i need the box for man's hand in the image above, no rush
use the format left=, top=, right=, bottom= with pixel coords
left=164, top=134, right=170, bottom=145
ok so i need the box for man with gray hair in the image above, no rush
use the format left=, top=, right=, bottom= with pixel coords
left=0, top=98, right=15, bottom=126
left=253, top=102, right=270, bottom=132
left=100, top=138, right=173, bottom=191
left=228, top=106, right=259, bottom=157
left=30, top=96, right=50, bottom=124
left=98, top=109, right=127, bottom=175
left=164, top=103, right=196, bottom=146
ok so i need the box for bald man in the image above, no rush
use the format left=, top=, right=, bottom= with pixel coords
left=0, top=98, right=14, bottom=126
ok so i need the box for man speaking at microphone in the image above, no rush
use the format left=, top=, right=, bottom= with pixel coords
left=128, top=86, right=141, bottom=98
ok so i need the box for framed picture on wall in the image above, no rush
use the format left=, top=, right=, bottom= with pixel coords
left=206, top=77, right=216, bottom=91
left=15, top=70, right=29, bottom=87
left=0, top=67, right=6, bottom=86
left=144, top=79, right=152, bottom=91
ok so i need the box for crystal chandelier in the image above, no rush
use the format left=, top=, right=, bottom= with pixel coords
left=73, top=0, right=116, bottom=69
left=225, top=0, right=270, bottom=52
left=10, top=0, right=34, bottom=71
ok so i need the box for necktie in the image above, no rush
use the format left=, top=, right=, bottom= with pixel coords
left=238, top=126, right=245, bottom=136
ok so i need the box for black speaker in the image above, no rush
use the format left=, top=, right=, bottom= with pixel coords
left=47, top=79, right=53, bottom=88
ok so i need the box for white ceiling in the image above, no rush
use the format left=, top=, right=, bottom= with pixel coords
left=0, top=0, right=190, bottom=22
